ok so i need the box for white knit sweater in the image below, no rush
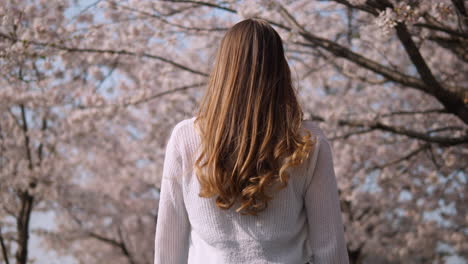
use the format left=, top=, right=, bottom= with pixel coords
left=154, top=117, right=349, bottom=264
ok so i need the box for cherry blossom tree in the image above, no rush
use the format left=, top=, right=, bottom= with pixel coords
left=0, top=0, right=466, bottom=263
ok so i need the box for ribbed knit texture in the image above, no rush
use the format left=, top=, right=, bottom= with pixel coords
left=154, top=117, right=349, bottom=264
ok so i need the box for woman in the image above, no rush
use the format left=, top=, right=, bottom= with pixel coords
left=154, top=18, right=349, bottom=264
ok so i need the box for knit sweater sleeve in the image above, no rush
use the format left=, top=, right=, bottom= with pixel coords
left=154, top=125, right=190, bottom=264
left=304, top=136, right=349, bottom=264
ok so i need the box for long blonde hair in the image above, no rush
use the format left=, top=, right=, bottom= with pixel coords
left=194, top=18, right=315, bottom=216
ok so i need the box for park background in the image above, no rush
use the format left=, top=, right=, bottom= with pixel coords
left=0, top=0, right=466, bottom=263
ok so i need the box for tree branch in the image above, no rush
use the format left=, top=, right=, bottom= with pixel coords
left=369, top=143, right=430, bottom=171
left=128, top=82, right=206, bottom=106
left=451, top=0, right=468, bottom=29
left=337, top=119, right=468, bottom=146
left=115, top=2, right=228, bottom=32
left=20, top=105, right=33, bottom=171
left=426, top=145, right=442, bottom=170
left=15, top=191, right=34, bottom=264
left=329, top=128, right=374, bottom=140
left=116, top=226, right=136, bottom=264
left=379, top=108, right=448, bottom=117
left=329, top=0, right=379, bottom=16
left=324, top=1, right=468, bottom=123
left=0, top=33, right=209, bottom=77
left=413, top=22, right=468, bottom=39
left=160, top=0, right=236, bottom=13
left=0, top=226, right=10, bottom=264
left=427, top=35, right=468, bottom=63
left=88, top=232, right=122, bottom=249
left=88, top=230, right=137, bottom=264
left=307, top=116, right=468, bottom=146
left=15, top=103, right=35, bottom=264
left=393, top=22, right=468, bottom=123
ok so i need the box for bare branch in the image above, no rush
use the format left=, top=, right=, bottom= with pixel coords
left=308, top=116, right=468, bottom=146
left=87, top=232, right=122, bottom=250
left=13, top=102, right=36, bottom=264
left=115, top=3, right=228, bottom=32
left=337, top=119, right=468, bottom=146
left=160, top=0, right=236, bottom=13
left=329, top=128, right=374, bottom=141
left=116, top=226, right=136, bottom=264
left=15, top=191, right=34, bottom=264
left=413, top=22, right=468, bottom=39
left=425, top=145, right=442, bottom=170
left=0, top=33, right=209, bottom=77
left=19, top=105, right=33, bottom=171
left=369, top=144, right=430, bottom=171
left=0, top=226, right=10, bottom=264
left=451, top=0, right=468, bottom=30
left=73, top=82, right=205, bottom=112
left=128, top=82, right=206, bottom=106
left=427, top=126, right=465, bottom=134
left=67, top=0, right=103, bottom=25
left=88, top=230, right=137, bottom=264
left=427, top=35, right=468, bottom=63
left=329, top=0, right=379, bottom=16
left=379, top=108, right=448, bottom=117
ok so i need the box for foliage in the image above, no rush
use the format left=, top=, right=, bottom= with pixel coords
left=0, top=0, right=466, bottom=263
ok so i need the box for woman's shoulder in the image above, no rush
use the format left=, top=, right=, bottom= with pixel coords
left=168, top=116, right=200, bottom=158
left=173, top=116, right=196, bottom=130
left=302, top=119, right=327, bottom=141
left=301, top=119, right=334, bottom=160
left=170, top=116, right=197, bottom=139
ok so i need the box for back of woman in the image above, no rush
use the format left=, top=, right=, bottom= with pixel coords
left=154, top=18, right=349, bottom=264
